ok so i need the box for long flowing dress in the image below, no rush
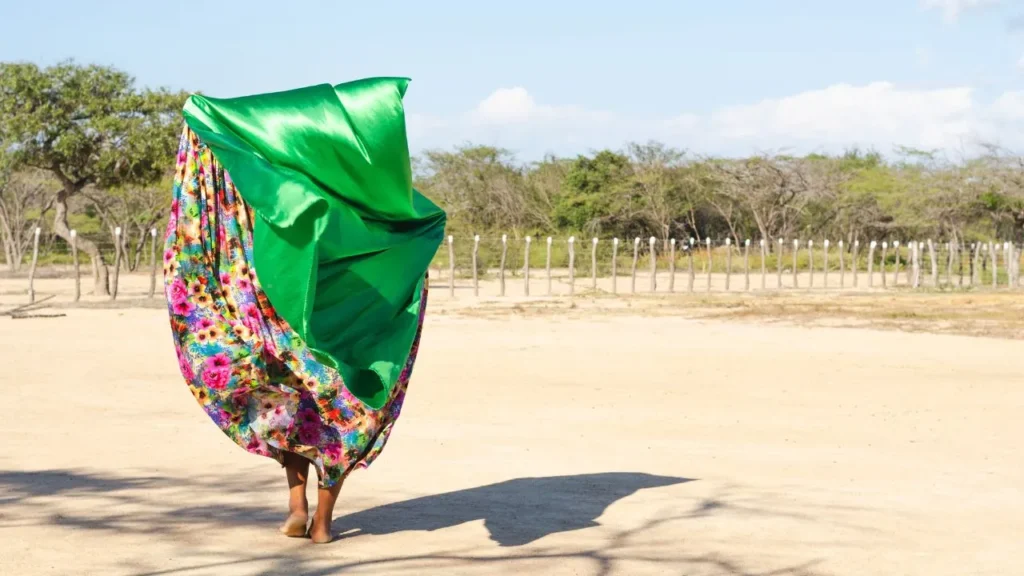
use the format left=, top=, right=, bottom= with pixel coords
left=163, top=78, right=445, bottom=488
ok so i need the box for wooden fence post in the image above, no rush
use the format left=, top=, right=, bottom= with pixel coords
left=981, top=242, right=988, bottom=286
left=955, top=242, right=962, bottom=286
left=919, top=240, right=927, bottom=286
left=945, top=242, right=953, bottom=286
left=1008, top=243, right=1015, bottom=288
left=912, top=241, right=921, bottom=288
left=724, top=238, right=732, bottom=291
left=499, top=234, right=507, bottom=297
left=592, top=237, right=599, bottom=291
left=759, top=239, right=766, bottom=290
left=524, top=236, right=532, bottom=296
left=969, top=243, right=976, bottom=285
left=880, top=242, right=888, bottom=288
left=705, top=238, right=712, bottom=293
left=472, top=235, right=480, bottom=297
left=1009, top=243, right=1016, bottom=288
left=777, top=239, right=784, bottom=289
left=852, top=240, right=859, bottom=288
left=1012, top=243, right=1020, bottom=288
left=1003, top=242, right=1011, bottom=288
left=669, top=238, right=676, bottom=293
left=1008, top=243, right=1014, bottom=288
left=687, top=238, right=695, bottom=293
left=632, top=237, right=641, bottom=294
left=928, top=239, right=938, bottom=287
left=961, top=242, right=968, bottom=287
left=908, top=241, right=915, bottom=288
left=990, top=241, right=997, bottom=288
left=149, top=228, right=159, bottom=298
left=969, top=243, right=975, bottom=285
left=744, top=239, right=750, bottom=291
left=546, top=237, right=553, bottom=296
left=838, top=240, right=844, bottom=288
left=1007, top=240, right=1015, bottom=286
left=792, top=239, right=799, bottom=288
left=867, top=241, right=876, bottom=288
left=649, top=236, right=657, bottom=293
left=611, top=238, right=618, bottom=295
left=808, top=240, right=815, bottom=289
left=27, top=227, right=41, bottom=304
left=111, top=227, right=123, bottom=301
left=909, top=239, right=917, bottom=284
left=1015, top=243, right=1020, bottom=288
left=71, top=230, right=81, bottom=302
left=892, top=241, right=900, bottom=287
left=568, top=236, right=576, bottom=296
left=447, top=235, right=455, bottom=299
left=974, top=239, right=983, bottom=284
left=824, top=240, right=831, bottom=288
left=1014, top=244, right=1021, bottom=288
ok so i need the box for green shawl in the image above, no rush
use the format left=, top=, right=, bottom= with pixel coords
left=182, top=78, right=445, bottom=409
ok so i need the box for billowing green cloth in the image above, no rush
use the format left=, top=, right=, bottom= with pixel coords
left=182, top=78, right=445, bottom=410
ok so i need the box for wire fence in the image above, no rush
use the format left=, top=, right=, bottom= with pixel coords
left=3, top=228, right=1023, bottom=303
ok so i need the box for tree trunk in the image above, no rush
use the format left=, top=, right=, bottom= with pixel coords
left=0, top=214, right=23, bottom=272
left=1, top=233, right=18, bottom=272
left=53, top=190, right=109, bottom=296
left=752, top=212, right=770, bottom=251
left=131, top=229, right=146, bottom=272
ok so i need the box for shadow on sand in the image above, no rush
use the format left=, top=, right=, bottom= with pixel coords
left=0, top=468, right=832, bottom=575
left=337, top=472, right=692, bottom=546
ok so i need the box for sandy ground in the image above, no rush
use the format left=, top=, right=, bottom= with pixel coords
left=2, top=274, right=1024, bottom=575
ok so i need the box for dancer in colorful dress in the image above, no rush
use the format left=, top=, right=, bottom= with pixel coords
left=163, top=78, right=445, bottom=543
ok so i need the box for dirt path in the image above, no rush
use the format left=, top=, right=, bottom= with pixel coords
left=1, top=293, right=1022, bottom=575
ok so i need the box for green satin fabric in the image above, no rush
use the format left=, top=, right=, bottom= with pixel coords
left=182, top=78, right=445, bottom=409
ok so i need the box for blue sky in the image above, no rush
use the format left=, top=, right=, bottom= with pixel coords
left=2, top=0, right=1023, bottom=158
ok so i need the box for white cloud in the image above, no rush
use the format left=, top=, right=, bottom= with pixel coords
left=470, top=86, right=613, bottom=126
left=406, top=84, right=1024, bottom=159
left=705, top=82, right=978, bottom=152
left=921, top=0, right=1000, bottom=22
left=991, top=90, right=1024, bottom=121
left=472, top=87, right=536, bottom=124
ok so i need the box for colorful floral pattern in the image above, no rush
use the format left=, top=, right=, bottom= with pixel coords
left=163, top=128, right=425, bottom=488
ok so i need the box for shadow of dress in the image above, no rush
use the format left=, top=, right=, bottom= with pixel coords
left=163, top=128, right=427, bottom=488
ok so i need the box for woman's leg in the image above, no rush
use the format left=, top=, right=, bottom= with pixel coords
left=280, top=452, right=310, bottom=537
left=308, top=480, right=344, bottom=544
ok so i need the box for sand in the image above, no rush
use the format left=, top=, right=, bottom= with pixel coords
left=1, top=273, right=1023, bottom=575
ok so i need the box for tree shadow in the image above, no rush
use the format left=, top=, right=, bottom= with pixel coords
left=337, top=472, right=693, bottom=547
left=0, top=468, right=283, bottom=534
left=0, top=468, right=835, bottom=575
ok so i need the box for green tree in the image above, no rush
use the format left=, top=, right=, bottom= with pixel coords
left=626, top=141, right=687, bottom=249
left=417, top=145, right=530, bottom=234
left=554, top=150, right=640, bottom=236
left=522, top=154, right=572, bottom=233
left=0, top=61, right=186, bottom=294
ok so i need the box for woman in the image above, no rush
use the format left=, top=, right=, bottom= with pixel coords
left=164, top=78, right=446, bottom=543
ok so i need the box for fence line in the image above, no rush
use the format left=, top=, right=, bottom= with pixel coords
left=9, top=231, right=1024, bottom=302
left=429, top=235, right=1024, bottom=299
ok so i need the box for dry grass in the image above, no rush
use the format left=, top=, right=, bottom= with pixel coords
left=441, top=290, right=1024, bottom=340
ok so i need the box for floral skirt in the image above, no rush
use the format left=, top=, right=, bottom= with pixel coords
left=163, top=128, right=424, bottom=488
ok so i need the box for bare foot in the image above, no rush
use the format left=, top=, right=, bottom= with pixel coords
left=279, top=512, right=309, bottom=538
left=281, top=452, right=311, bottom=538
left=307, top=518, right=333, bottom=544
